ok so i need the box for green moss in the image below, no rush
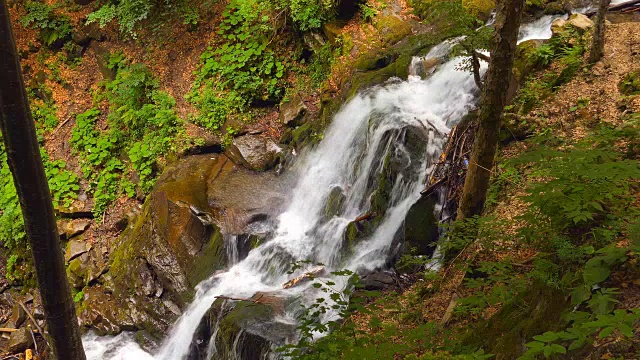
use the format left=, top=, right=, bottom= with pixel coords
left=459, top=283, right=571, bottom=359
left=187, top=228, right=225, bottom=286
left=325, top=186, right=346, bottom=218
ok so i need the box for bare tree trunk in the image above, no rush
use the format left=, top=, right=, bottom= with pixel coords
left=471, top=50, right=483, bottom=90
left=588, top=0, right=611, bottom=63
left=0, top=1, right=86, bottom=359
left=457, top=0, right=525, bottom=220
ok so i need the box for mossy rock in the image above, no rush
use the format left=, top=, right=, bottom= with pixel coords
left=513, top=39, right=546, bottom=83
left=325, top=186, right=346, bottom=219
left=84, top=154, right=287, bottom=339
left=400, top=194, right=439, bottom=257
left=460, top=283, right=571, bottom=359
left=194, top=295, right=297, bottom=359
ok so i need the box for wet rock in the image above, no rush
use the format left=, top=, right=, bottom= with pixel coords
left=7, top=327, right=33, bottom=353
left=412, top=57, right=440, bottom=78
left=399, top=194, right=439, bottom=257
left=65, top=238, right=91, bottom=262
left=279, top=94, right=307, bottom=127
left=194, top=295, right=297, bottom=359
left=325, top=186, right=346, bottom=218
left=361, top=270, right=398, bottom=291
left=58, top=219, right=91, bottom=240
left=91, top=154, right=289, bottom=337
left=227, top=135, right=282, bottom=171
left=543, top=1, right=566, bottom=14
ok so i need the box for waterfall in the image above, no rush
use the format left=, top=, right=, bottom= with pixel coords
left=83, top=16, right=563, bottom=360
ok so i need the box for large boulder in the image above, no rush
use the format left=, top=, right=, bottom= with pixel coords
left=225, top=135, right=282, bottom=172
left=80, top=154, right=289, bottom=337
left=551, top=13, right=594, bottom=35
left=192, top=293, right=297, bottom=359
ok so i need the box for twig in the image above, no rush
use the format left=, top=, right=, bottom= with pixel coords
left=0, top=327, right=17, bottom=332
left=47, top=116, right=72, bottom=139
left=29, top=326, right=38, bottom=353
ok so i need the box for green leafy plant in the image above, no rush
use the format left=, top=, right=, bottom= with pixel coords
left=619, top=71, right=640, bottom=95
left=360, top=2, right=377, bottom=22
left=20, top=1, right=73, bottom=48
left=73, top=290, right=85, bottom=303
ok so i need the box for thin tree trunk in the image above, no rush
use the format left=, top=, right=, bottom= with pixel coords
left=0, top=1, right=86, bottom=359
left=457, top=0, right=525, bottom=220
left=471, top=50, right=483, bottom=90
left=588, top=0, right=611, bottom=63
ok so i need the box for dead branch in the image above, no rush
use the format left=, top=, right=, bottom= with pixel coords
left=214, top=295, right=264, bottom=303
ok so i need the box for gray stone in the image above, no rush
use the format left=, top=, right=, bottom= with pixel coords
left=280, top=95, right=308, bottom=127
left=58, top=219, right=91, bottom=240
left=4, top=303, right=26, bottom=329
left=7, top=327, right=33, bottom=353
left=361, top=271, right=397, bottom=290
left=65, top=238, right=91, bottom=262
left=229, top=135, right=282, bottom=171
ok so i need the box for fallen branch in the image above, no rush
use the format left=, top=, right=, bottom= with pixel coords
left=214, top=295, right=264, bottom=303
left=18, top=302, right=44, bottom=338
left=0, top=327, right=17, bottom=332
left=440, top=293, right=459, bottom=326
left=585, top=0, right=640, bottom=16
left=354, top=212, right=372, bottom=223
left=421, top=177, right=446, bottom=196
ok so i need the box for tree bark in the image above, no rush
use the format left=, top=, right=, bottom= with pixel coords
left=457, top=0, right=525, bottom=220
left=471, top=50, right=483, bottom=90
left=0, top=1, right=86, bottom=359
left=588, top=0, right=611, bottom=63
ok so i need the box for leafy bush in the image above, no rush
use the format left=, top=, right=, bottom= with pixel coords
left=31, top=100, right=59, bottom=133
left=20, top=1, right=73, bottom=47
left=411, top=0, right=478, bottom=35
left=619, top=71, right=640, bottom=95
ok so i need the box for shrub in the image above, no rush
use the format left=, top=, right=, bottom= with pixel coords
left=619, top=71, right=640, bottom=96
left=20, top=2, right=73, bottom=48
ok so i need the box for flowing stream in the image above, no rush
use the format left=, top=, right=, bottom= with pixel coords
left=84, top=15, right=573, bottom=360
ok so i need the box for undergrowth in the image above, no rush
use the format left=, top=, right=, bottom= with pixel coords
left=71, top=53, right=184, bottom=217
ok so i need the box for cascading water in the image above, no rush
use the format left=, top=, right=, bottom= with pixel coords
left=84, top=15, right=568, bottom=360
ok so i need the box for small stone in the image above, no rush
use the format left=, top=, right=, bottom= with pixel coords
left=65, top=238, right=91, bottom=262
left=5, top=303, right=26, bottom=328
left=279, top=94, right=307, bottom=127
left=228, top=135, right=282, bottom=171
left=7, top=327, right=33, bottom=353
left=567, top=14, right=594, bottom=31
left=58, top=219, right=91, bottom=240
